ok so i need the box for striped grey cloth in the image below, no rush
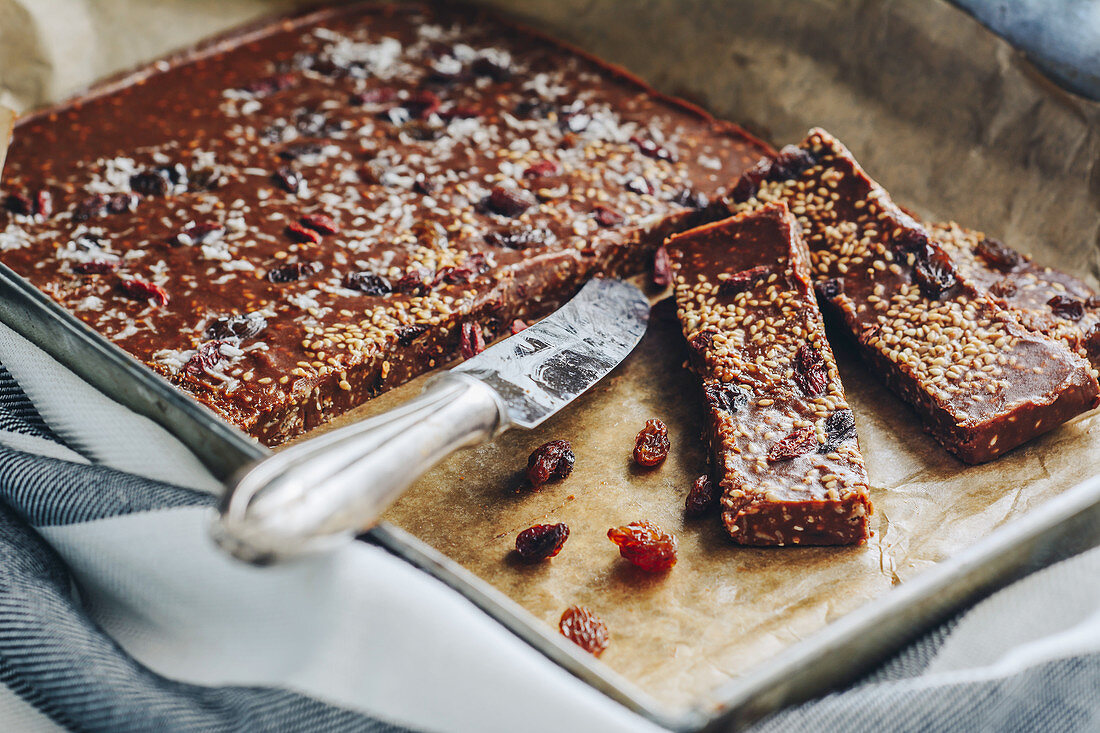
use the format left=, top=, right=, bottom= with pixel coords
left=0, top=317, right=1097, bottom=732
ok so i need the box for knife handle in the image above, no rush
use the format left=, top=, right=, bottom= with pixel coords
left=213, top=372, right=509, bottom=564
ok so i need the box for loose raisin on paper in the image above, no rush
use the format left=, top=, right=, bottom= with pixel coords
left=633, top=419, right=670, bottom=467
left=515, top=523, right=569, bottom=563
left=607, top=521, right=678, bottom=572
left=559, top=605, right=609, bottom=656
left=526, top=440, right=575, bottom=487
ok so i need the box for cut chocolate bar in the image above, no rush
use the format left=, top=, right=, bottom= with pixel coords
left=666, top=202, right=872, bottom=546
left=932, top=221, right=1100, bottom=373
left=0, top=3, right=770, bottom=445
left=729, top=129, right=1099, bottom=463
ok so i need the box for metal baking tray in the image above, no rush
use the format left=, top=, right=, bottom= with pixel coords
left=3, top=1, right=1100, bottom=730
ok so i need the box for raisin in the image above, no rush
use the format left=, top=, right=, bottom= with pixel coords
left=703, top=381, right=749, bottom=414
left=526, top=439, right=575, bottom=487
left=769, top=145, right=818, bottom=180
left=460, top=321, right=485, bottom=359
left=119, top=278, right=169, bottom=307
left=484, top=226, right=550, bottom=250
left=593, top=205, right=624, bottom=227
left=393, top=268, right=432, bottom=295
left=72, top=195, right=108, bottom=222
left=523, top=159, right=559, bottom=179
left=71, top=260, right=118, bottom=275
left=299, top=212, right=339, bottom=235
left=974, top=237, right=1021, bottom=271
left=626, top=176, right=654, bottom=196
left=130, top=171, right=170, bottom=197
left=912, top=244, right=957, bottom=298
left=273, top=166, right=303, bottom=194
left=689, top=330, right=715, bottom=352
left=184, top=340, right=230, bottom=375
left=487, top=185, right=535, bottom=217
left=204, top=312, right=267, bottom=341
left=793, top=343, right=828, bottom=397
left=3, top=192, right=33, bottom=215
left=767, top=426, right=818, bottom=463
left=510, top=319, right=529, bottom=335
left=730, top=157, right=772, bottom=203
left=989, top=279, right=1017, bottom=298
left=106, top=192, right=140, bottom=215
left=817, top=277, right=844, bottom=300
left=559, top=606, right=609, bottom=657
left=633, top=419, right=670, bottom=467
left=285, top=221, right=321, bottom=244
left=607, top=521, right=678, bottom=572
left=685, top=474, right=716, bottom=518
left=718, top=265, right=770, bottom=295
left=1049, top=295, right=1085, bottom=321
left=435, top=266, right=475, bottom=286
left=175, top=222, right=224, bottom=246
left=395, top=324, right=428, bottom=346
left=267, top=261, right=321, bottom=283
left=651, top=246, right=672, bottom=287
left=515, top=523, right=569, bottom=563
left=344, top=271, right=392, bottom=295
left=629, top=135, right=675, bottom=162
left=820, top=409, right=857, bottom=454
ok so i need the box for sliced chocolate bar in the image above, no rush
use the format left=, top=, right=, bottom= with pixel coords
left=729, top=129, right=1099, bottom=463
left=931, top=222, right=1100, bottom=373
left=666, top=202, right=872, bottom=546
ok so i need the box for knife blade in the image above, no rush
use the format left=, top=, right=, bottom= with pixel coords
left=214, top=278, right=649, bottom=564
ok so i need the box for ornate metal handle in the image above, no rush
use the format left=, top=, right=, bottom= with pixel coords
left=212, top=372, right=509, bottom=564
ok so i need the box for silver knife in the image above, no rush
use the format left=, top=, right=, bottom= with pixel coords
left=213, top=278, right=649, bottom=564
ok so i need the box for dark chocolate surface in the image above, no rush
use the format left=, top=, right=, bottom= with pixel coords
left=667, top=202, right=871, bottom=545
left=0, top=2, right=769, bottom=444
left=728, top=129, right=1099, bottom=464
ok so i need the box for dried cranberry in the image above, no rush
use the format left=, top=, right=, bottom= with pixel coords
left=487, top=186, right=535, bottom=217
left=1049, top=295, right=1085, bottom=321
left=272, top=167, right=303, bottom=195
left=633, top=419, right=670, bottom=467
left=510, top=319, right=529, bottom=335
left=119, top=278, right=169, bottom=307
left=460, top=321, right=485, bottom=359
left=175, top=222, right=224, bottom=246
left=518, top=156, right=558, bottom=179
left=626, top=176, right=654, bottom=196
left=484, top=227, right=550, bottom=250
left=34, top=191, right=53, bottom=219
left=593, top=205, right=624, bottom=227
left=393, top=268, right=432, bottom=295
left=769, top=145, right=818, bottom=180
left=974, top=237, right=1021, bottom=271
left=607, top=521, right=678, bottom=572
left=685, top=474, right=716, bottom=518
left=241, top=72, right=296, bottom=96
left=350, top=86, right=397, bottom=105
left=629, top=135, right=675, bottom=162
left=344, top=271, right=392, bottom=295
left=718, top=265, right=770, bottom=295
left=767, top=426, right=818, bottom=463
left=395, top=324, right=428, bottom=346
left=794, top=344, right=828, bottom=397
left=515, top=523, right=569, bottom=563
left=267, top=261, right=321, bottom=283
left=285, top=221, right=322, bottom=244
left=652, top=246, right=672, bottom=287
left=204, top=312, right=267, bottom=340
left=817, top=277, right=844, bottom=300
left=526, top=439, right=575, bottom=487
left=704, top=381, right=749, bottom=415
left=559, top=605, right=609, bottom=657
left=820, top=409, right=857, bottom=454
left=299, top=212, right=339, bottom=235
left=184, top=340, right=230, bottom=375
left=71, top=260, right=118, bottom=275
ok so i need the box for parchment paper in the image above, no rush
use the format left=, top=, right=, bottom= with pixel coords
left=6, top=0, right=1100, bottom=715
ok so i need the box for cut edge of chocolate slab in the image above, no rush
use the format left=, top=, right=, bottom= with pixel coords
left=666, top=202, right=872, bottom=546
left=728, top=128, right=1099, bottom=464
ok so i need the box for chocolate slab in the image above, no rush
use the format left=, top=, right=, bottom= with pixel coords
left=666, top=202, right=872, bottom=545
left=0, top=2, right=770, bottom=445
left=931, top=221, right=1100, bottom=374
left=727, top=129, right=1099, bottom=464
